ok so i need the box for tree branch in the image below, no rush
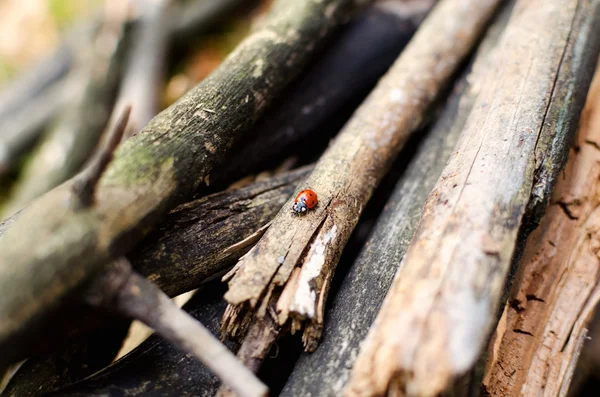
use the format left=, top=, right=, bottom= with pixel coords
left=222, top=0, right=501, bottom=373
left=280, top=2, right=515, bottom=394
left=0, top=0, right=363, bottom=367
left=482, top=53, right=600, bottom=397
left=346, top=0, right=600, bottom=395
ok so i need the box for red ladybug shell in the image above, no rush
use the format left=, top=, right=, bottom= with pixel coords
left=293, top=189, right=318, bottom=213
left=296, top=190, right=318, bottom=208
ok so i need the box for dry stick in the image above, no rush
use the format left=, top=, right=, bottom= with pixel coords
left=0, top=0, right=362, bottom=368
left=0, top=2, right=414, bottom=377
left=85, top=259, right=268, bottom=397
left=0, top=6, right=130, bottom=218
left=0, top=167, right=308, bottom=397
left=133, top=165, right=313, bottom=297
left=345, top=1, right=600, bottom=396
left=222, top=0, right=501, bottom=375
left=280, top=2, right=515, bottom=395
left=482, top=60, right=600, bottom=396
left=215, top=0, right=434, bottom=185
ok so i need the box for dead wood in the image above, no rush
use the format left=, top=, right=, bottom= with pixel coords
left=345, top=1, right=600, bottom=396
left=482, top=56, right=600, bottom=397
left=115, top=0, right=173, bottom=138
left=279, top=2, right=515, bottom=395
left=0, top=0, right=249, bottom=174
left=0, top=0, right=361, bottom=368
left=221, top=0, right=501, bottom=378
left=132, top=165, right=312, bottom=297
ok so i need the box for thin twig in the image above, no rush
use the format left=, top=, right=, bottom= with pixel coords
left=72, top=106, right=131, bottom=209
left=86, top=258, right=268, bottom=397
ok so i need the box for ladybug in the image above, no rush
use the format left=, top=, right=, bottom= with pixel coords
left=292, top=189, right=318, bottom=214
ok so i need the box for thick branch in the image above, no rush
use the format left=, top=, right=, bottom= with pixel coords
left=346, top=1, right=600, bottom=395
left=482, top=57, right=600, bottom=397
left=280, top=2, right=514, bottom=395
left=0, top=0, right=361, bottom=367
left=223, top=0, right=500, bottom=366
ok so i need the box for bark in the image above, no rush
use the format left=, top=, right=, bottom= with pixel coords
left=346, top=1, right=600, bottom=396
left=482, top=57, right=600, bottom=397
left=222, top=0, right=500, bottom=369
left=0, top=0, right=361, bottom=368
left=46, top=284, right=236, bottom=397
left=133, top=166, right=311, bottom=297
left=280, top=2, right=515, bottom=395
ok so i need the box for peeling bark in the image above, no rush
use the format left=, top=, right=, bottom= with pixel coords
left=222, top=0, right=500, bottom=376
left=482, top=55, right=600, bottom=397
left=346, top=1, right=600, bottom=396
left=0, top=0, right=361, bottom=368
left=224, top=1, right=497, bottom=348
left=280, top=3, right=515, bottom=395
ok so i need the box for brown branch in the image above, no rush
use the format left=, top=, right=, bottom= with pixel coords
left=346, top=0, right=600, bottom=395
left=222, top=0, right=501, bottom=371
left=280, top=2, right=515, bottom=394
left=482, top=56, right=600, bottom=397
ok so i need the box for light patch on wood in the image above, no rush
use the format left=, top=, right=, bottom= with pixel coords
left=288, top=224, right=337, bottom=319
left=252, top=59, right=265, bottom=78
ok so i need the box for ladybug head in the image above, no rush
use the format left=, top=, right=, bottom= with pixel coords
left=292, top=200, right=308, bottom=214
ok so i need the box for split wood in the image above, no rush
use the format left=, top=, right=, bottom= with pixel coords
left=483, top=57, right=600, bottom=397
left=0, top=0, right=361, bottom=367
left=346, top=0, right=600, bottom=395
left=221, top=0, right=501, bottom=382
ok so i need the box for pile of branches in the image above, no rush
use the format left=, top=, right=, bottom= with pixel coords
left=1, top=0, right=600, bottom=396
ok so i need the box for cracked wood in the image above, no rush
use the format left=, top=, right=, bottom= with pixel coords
left=345, top=0, right=600, bottom=396
left=280, top=1, right=515, bottom=394
left=223, top=0, right=501, bottom=355
left=483, top=48, right=600, bottom=397
left=0, top=0, right=361, bottom=367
